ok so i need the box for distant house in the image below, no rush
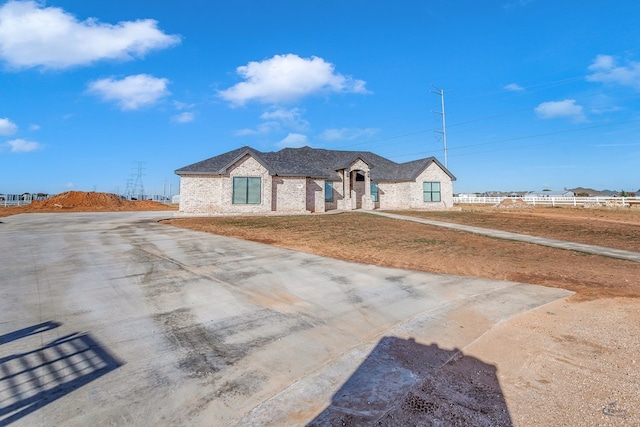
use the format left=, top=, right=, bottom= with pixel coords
left=482, top=191, right=528, bottom=198
left=525, top=190, right=575, bottom=199
left=174, top=146, right=456, bottom=215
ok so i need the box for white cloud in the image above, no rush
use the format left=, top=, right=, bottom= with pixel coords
left=235, top=107, right=310, bottom=136
left=235, top=122, right=279, bottom=136
left=170, top=112, right=194, bottom=123
left=6, top=138, right=41, bottom=152
left=29, top=123, right=40, bottom=131
left=586, top=54, right=640, bottom=90
left=320, top=127, right=378, bottom=141
left=87, top=74, right=170, bottom=110
left=218, top=54, right=369, bottom=106
left=534, top=99, right=586, bottom=122
left=0, top=117, right=17, bottom=135
left=504, top=83, right=524, bottom=92
left=277, top=133, right=308, bottom=148
left=0, top=1, right=180, bottom=70
left=173, top=100, right=195, bottom=110
left=261, top=107, right=309, bottom=130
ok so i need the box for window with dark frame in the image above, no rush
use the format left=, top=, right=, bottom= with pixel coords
left=233, top=177, right=261, bottom=204
left=325, top=181, right=333, bottom=202
left=423, top=182, right=441, bottom=202
left=370, top=182, right=379, bottom=202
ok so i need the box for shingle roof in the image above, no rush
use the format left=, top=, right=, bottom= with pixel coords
left=175, top=146, right=456, bottom=182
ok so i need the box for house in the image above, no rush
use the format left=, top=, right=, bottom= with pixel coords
left=174, top=146, right=455, bottom=215
left=525, top=190, right=575, bottom=199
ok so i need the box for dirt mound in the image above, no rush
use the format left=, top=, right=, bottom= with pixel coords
left=2, top=191, right=176, bottom=215
left=494, top=198, right=531, bottom=209
left=31, top=191, right=130, bottom=210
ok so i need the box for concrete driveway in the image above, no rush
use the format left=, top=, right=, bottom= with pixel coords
left=0, top=212, right=571, bottom=426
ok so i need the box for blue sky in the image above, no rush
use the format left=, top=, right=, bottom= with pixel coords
left=1, top=0, right=639, bottom=195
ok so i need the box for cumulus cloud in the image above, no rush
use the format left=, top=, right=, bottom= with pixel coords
left=87, top=74, right=170, bottom=110
left=504, top=83, right=524, bottom=92
left=586, top=54, right=640, bottom=90
left=277, top=133, right=308, bottom=148
left=218, top=54, right=369, bottom=106
left=0, top=0, right=180, bottom=69
left=320, top=127, right=378, bottom=141
left=6, top=138, right=41, bottom=152
left=534, top=99, right=586, bottom=122
left=0, top=117, right=17, bottom=135
left=170, top=112, right=194, bottom=123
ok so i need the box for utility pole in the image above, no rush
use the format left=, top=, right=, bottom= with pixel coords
left=431, top=87, right=448, bottom=168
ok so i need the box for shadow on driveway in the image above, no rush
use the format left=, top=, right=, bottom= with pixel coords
left=0, top=322, right=122, bottom=426
left=309, top=336, right=512, bottom=426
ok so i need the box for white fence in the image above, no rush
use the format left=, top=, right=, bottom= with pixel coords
left=454, top=196, right=640, bottom=207
left=1, top=194, right=44, bottom=207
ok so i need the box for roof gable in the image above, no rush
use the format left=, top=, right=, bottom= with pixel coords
left=175, top=146, right=273, bottom=175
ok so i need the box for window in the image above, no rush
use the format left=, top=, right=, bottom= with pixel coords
left=355, top=172, right=365, bottom=181
left=370, top=182, right=379, bottom=202
left=325, top=181, right=333, bottom=202
left=423, top=182, right=441, bottom=202
left=233, top=177, right=261, bottom=204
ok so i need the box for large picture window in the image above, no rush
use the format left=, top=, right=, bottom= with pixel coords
left=324, top=181, right=333, bottom=202
left=423, top=182, right=441, bottom=202
left=233, top=177, right=261, bottom=204
left=370, top=182, right=379, bottom=202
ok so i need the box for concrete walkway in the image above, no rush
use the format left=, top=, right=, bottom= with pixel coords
left=370, top=211, right=640, bottom=263
left=0, top=212, right=571, bottom=426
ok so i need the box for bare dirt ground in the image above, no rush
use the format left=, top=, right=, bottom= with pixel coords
left=4, top=193, right=639, bottom=424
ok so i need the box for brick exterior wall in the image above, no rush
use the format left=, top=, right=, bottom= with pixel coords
left=376, top=162, right=453, bottom=210
left=306, top=178, right=325, bottom=213
left=274, top=177, right=307, bottom=212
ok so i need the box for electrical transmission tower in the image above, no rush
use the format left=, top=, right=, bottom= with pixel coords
left=431, top=87, right=448, bottom=168
left=125, top=161, right=146, bottom=200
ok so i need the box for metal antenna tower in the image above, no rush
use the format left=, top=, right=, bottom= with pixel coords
left=431, top=86, right=448, bottom=168
left=127, top=161, right=146, bottom=200
left=124, top=178, right=134, bottom=199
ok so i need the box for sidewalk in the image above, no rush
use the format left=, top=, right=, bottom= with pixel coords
left=369, top=211, right=640, bottom=263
